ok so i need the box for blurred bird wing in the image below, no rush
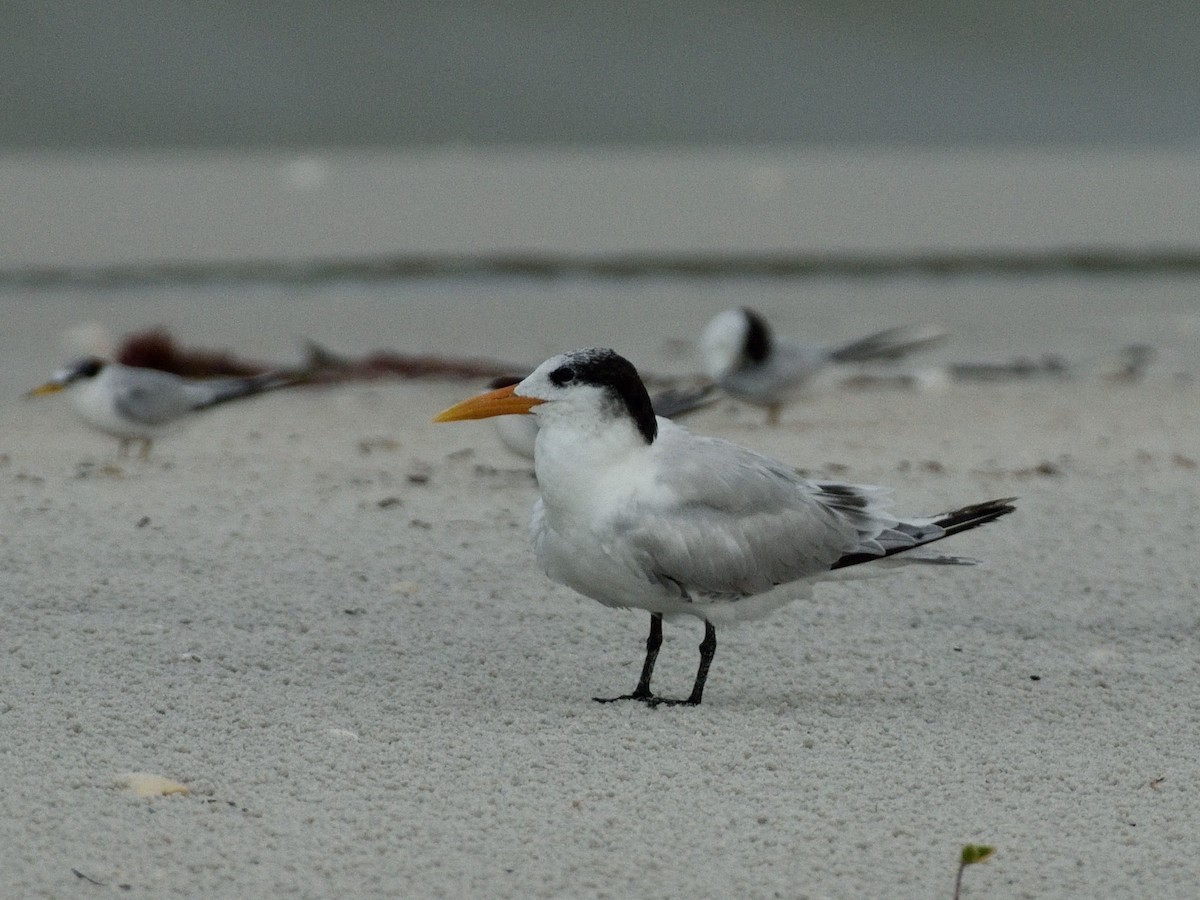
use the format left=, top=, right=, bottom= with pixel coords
left=110, top=369, right=200, bottom=425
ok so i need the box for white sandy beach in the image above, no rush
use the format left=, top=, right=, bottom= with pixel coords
left=2, top=149, right=1200, bottom=898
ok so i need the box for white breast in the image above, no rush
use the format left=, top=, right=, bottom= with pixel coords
left=68, top=370, right=159, bottom=439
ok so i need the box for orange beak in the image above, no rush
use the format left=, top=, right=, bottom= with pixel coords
left=434, top=383, right=546, bottom=422
left=26, top=381, right=66, bottom=398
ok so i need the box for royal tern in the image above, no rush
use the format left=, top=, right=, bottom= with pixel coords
left=26, top=357, right=298, bottom=458
left=436, top=348, right=1015, bottom=706
left=485, top=374, right=719, bottom=459
left=699, top=308, right=946, bottom=424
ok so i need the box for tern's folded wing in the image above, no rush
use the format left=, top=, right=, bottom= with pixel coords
left=111, top=370, right=198, bottom=425
left=614, top=430, right=878, bottom=598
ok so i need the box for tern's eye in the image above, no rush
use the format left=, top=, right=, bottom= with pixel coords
left=549, top=365, right=576, bottom=386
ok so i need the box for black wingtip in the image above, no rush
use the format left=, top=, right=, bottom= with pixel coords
left=932, top=497, right=1017, bottom=536
left=192, top=369, right=303, bottom=410
left=830, top=497, right=1016, bottom=571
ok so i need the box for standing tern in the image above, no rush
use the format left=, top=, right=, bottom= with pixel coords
left=26, top=356, right=298, bottom=458
left=699, top=307, right=946, bottom=424
left=436, top=347, right=1015, bottom=706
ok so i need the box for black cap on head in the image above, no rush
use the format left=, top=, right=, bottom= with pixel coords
left=551, top=349, right=657, bottom=444
left=741, top=308, right=772, bottom=363
left=64, top=356, right=107, bottom=381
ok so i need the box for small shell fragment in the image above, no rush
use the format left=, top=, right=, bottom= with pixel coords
left=116, top=772, right=190, bottom=797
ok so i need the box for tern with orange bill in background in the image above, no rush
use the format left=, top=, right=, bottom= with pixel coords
left=27, top=357, right=298, bottom=459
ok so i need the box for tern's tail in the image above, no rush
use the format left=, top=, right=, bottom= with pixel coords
left=831, top=497, right=1017, bottom=570
left=192, top=370, right=305, bottom=410
left=827, top=325, right=947, bottom=365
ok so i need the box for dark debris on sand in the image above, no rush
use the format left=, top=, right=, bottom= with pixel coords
left=116, top=327, right=530, bottom=384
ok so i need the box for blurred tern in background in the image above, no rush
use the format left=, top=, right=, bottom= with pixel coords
left=27, top=357, right=299, bottom=459
left=699, top=307, right=946, bottom=424
left=436, top=347, right=1014, bottom=706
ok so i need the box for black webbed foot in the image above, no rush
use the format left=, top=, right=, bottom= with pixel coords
left=593, top=690, right=654, bottom=704
left=645, top=695, right=701, bottom=707
left=593, top=691, right=701, bottom=707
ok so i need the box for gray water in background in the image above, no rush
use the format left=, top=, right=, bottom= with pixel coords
left=4, top=1, right=1200, bottom=150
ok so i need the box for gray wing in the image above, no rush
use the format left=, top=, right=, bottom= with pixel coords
left=768, top=339, right=831, bottom=380
left=612, top=425, right=896, bottom=599
left=826, top=325, right=947, bottom=364
left=725, top=340, right=830, bottom=402
left=111, top=366, right=287, bottom=424
left=110, top=368, right=202, bottom=425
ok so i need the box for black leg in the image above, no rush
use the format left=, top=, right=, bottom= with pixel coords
left=595, top=616, right=716, bottom=707
left=595, top=613, right=663, bottom=703
left=646, top=620, right=716, bottom=707
left=684, top=621, right=717, bottom=705
left=632, top=612, right=664, bottom=698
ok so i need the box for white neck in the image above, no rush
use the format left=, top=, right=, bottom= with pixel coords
left=532, top=411, right=651, bottom=516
